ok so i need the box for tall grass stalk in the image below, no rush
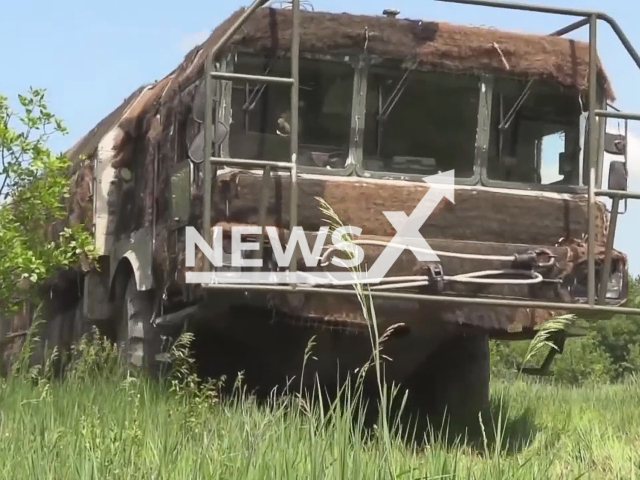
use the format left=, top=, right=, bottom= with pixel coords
left=317, top=197, right=409, bottom=465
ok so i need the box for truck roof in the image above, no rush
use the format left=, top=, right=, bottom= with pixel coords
left=67, top=6, right=613, bottom=164
left=224, top=7, right=613, bottom=98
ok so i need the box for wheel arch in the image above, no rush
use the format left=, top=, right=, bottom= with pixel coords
left=108, top=226, right=155, bottom=299
left=109, top=251, right=153, bottom=301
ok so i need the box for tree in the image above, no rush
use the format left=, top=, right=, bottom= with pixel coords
left=589, top=276, right=640, bottom=379
left=0, top=88, right=95, bottom=315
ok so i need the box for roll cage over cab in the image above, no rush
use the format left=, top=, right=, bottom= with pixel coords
left=192, top=0, right=640, bottom=313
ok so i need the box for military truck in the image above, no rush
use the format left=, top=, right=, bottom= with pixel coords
left=55, top=0, right=640, bottom=424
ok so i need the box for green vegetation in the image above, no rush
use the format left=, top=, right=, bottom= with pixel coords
left=491, top=277, right=640, bottom=386
left=0, top=90, right=95, bottom=314
left=0, top=331, right=639, bottom=479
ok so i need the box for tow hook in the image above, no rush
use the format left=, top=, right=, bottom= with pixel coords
left=513, top=249, right=556, bottom=270
left=421, top=262, right=445, bottom=293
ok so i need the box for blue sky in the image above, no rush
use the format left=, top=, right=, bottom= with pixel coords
left=2, top=0, right=640, bottom=272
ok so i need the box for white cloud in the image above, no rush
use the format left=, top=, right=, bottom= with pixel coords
left=179, top=31, right=209, bottom=53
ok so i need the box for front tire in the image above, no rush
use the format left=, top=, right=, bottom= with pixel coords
left=402, top=332, right=491, bottom=438
left=114, top=275, right=167, bottom=376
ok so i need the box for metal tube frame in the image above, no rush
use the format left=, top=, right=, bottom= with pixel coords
left=289, top=0, right=301, bottom=283
left=433, top=0, right=640, bottom=314
left=209, top=157, right=294, bottom=170
left=196, top=0, right=640, bottom=318
left=209, top=71, right=295, bottom=85
left=201, top=0, right=300, bottom=274
left=598, top=197, right=620, bottom=304
left=595, top=110, right=640, bottom=122
left=203, top=0, right=271, bottom=255
left=200, top=283, right=640, bottom=316
left=587, top=14, right=598, bottom=306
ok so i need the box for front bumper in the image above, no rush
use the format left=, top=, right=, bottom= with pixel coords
left=187, top=226, right=629, bottom=335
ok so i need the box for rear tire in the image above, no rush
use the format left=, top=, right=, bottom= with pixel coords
left=114, top=275, right=169, bottom=376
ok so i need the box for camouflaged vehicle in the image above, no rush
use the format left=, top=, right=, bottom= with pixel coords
left=28, top=0, right=640, bottom=425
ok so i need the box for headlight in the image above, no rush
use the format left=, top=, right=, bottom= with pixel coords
left=564, top=262, right=626, bottom=302
left=606, top=271, right=624, bottom=300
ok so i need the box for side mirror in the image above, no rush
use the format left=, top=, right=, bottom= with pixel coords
left=558, top=151, right=576, bottom=175
left=188, top=122, right=229, bottom=163
left=608, top=160, right=628, bottom=191
left=604, top=133, right=627, bottom=156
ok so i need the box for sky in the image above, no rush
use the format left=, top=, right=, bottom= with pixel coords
left=2, top=0, right=640, bottom=272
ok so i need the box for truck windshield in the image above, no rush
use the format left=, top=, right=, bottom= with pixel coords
left=229, top=56, right=354, bottom=170
left=362, top=69, right=480, bottom=178
left=487, top=79, right=582, bottom=186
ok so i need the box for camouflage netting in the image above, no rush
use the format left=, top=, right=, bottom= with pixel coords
left=63, top=6, right=615, bottom=235
left=230, top=8, right=614, bottom=99
left=57, top=6, right=617, bottom=293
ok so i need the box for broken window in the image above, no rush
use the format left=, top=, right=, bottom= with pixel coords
left=229, top=55, right=354, bottom=169
left=488, top=79, right=582, bottom=186
left=362, top=69, right=480, bottom=178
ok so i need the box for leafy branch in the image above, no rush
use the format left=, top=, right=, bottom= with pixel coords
left=0, top=89, right=95, bottom=314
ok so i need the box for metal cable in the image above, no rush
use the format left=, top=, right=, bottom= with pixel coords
left=370, top=280, right=431, bottom=290
left=320, top=240, right=517, bottom=266
left=310, top=269, right=542, bottom=290
left=445, top=270, right=543, bottom=285
left=369, top=270, right=543, bottom=289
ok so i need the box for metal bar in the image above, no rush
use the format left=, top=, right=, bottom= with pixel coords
left=208, top=0, right=270, bottom=62
left=200, top=283, right=640, bottom=316
left=351, top=60, right=368, bottom=165
left=378, top=63, right=415, bottom=121
left=598, top=197, right=620, bottom=304
left=599, top=13, right=640, bottom=71
left=154, top=305, right=199, bottom=327
left=551, top=17, right=590, bottom=37
left=435, top=0, right=603, bottom=17
left=476, top=76, right=494, bottom=176
left=595, top=110, right=640, bottom=121
left=496, top=13, right=575, bottom=136
left=243, top=62, right=274, bottom=111
left=596, top=189, right=640, bottom=200
left=288, top=0, right=301, bottom=283
left=587, top=14, right=598, bottom=306
left=596, top=100, right=606, bottom=188
left=219, top=55, right=234, bottom=158
left=255, top=165, right=272, bottom=269
left=203, top=53, right=214, bottom=266
left=203, top=0, right=271, bottom=254
left=623, top=119, right=629, bottom=213
left=210, top=157, right=293, bottom=170
left=210, top=71, right=295, bottom=86
left=435, top=1, right=640, bottom=71
left=499, top=80, right=532, bottom=130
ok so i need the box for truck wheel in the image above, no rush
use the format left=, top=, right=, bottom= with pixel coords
left=114, top=275, right=167, bottom=376
left=402, top=333, right=491, bottom=438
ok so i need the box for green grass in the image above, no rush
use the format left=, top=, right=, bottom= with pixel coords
left=1, top=333, right=640, bottom=480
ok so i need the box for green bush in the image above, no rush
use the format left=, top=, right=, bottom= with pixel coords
left=491, top=276, right=640, bottom=385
